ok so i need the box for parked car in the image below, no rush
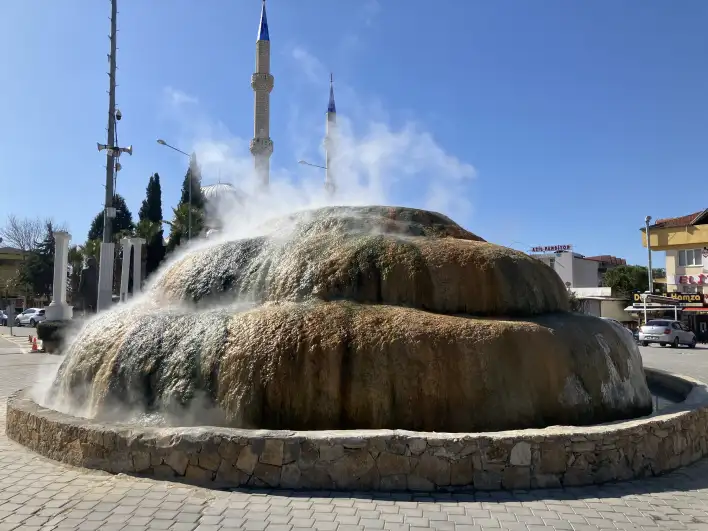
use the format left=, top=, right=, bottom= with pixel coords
left=639, top=319, right=696, bottom=348
left=601, top=317, right=634, bottom=340
left=0, top=310, right=7, bottom=326
left=14, top=308, right=46, bottom=327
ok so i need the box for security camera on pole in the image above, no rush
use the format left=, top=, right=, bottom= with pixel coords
left=96, top=0, right=133, bottom=312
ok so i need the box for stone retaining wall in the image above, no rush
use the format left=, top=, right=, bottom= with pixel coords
left=7, top=369, right=708, bottom=491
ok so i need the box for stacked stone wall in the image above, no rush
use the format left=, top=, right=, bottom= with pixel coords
left=7, top=369, right=708, bottom=491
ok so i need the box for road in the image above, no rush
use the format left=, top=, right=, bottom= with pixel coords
left=0, top=325, right=35, bottom=339
left=639, top=343, right=708, bottom=383
left=0, top=337, right=706, bottom=530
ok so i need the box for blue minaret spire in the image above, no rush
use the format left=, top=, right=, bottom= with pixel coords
left=251, top=0, right=274, bottom=187
left=325, top=73, right=337, bottom=196
left=328, top=73, right=336, bottom=114
left=258, top=0, right=270, bottom=41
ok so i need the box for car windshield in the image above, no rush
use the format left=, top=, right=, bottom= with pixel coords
left=646, top=320, right=670, bottom=327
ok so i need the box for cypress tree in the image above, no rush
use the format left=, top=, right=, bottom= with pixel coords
left=138, top=173, right=166, bottom=276
left=168, top=153, right=206, bottom=252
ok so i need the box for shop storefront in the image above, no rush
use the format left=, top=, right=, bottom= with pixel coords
left=628, top=292, right=708, bottom=342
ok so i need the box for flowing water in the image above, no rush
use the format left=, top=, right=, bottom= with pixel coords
left=40, top=206, right=654, bottom=432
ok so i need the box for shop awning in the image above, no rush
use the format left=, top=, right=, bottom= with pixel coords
left=624, top=305, right=684, bottom=312
left=681, top=307, right=708, bottom=314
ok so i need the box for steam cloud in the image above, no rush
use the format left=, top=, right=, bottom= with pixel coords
left=162, top=45, right=476, bottom=240
left=35, top=47, right=479, bottom=424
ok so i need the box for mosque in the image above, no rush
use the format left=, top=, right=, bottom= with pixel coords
left=201, top=0, right=337, bottom=232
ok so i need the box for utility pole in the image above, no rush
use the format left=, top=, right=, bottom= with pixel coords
left=645, top=215, right=654, bottom=294
left=96, top=0, right=119, bottom=312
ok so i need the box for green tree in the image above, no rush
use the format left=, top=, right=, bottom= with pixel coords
left=602, top=265, right=650, bottom=296
left=18, top=222, right=55, bottom=299
left=165, top=204, right=204, bottom=252
left=179, top=154, right=205, bottom=210
left=652, top=268, right=666, bottom=279
left=167, top=155, right=206, bottom=252
left=138, top=173, right=166, bottom=277
left=67, top=245, right=84, bottom=305
left=87, top=194, right=135, bottom=241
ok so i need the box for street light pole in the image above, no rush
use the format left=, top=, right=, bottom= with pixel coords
left=157, top=139, right=192, bottom=240
left=645, top=215, right=653, bottom=294
left=298, top=160, right=327, bottom=170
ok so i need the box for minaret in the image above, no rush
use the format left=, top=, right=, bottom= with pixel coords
left=324, top=73, right=337, bottom=196
left=250, top=0, right=274, bottom=188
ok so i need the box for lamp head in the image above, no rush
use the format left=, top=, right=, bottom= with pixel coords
left=645, top=215, right=652, bottom=224
left=157, top=139, right=166, bottom=145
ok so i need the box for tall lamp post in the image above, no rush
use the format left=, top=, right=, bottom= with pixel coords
left=157, top=139, right=192, bottom=240
left=645, top=215, right=653, bottom=294
left=298, top=160, right=327, bottom=171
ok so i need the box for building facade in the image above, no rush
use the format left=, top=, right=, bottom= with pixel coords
left=642, top=209, right=708, bottom=294
left=0, top=246, right=26, bottom=312
left=532, top=249, right=600, bottom=288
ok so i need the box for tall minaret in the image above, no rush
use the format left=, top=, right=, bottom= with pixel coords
left=250, top=0, right=274, bottom=188
left=324, top=73, right=337, bottom=196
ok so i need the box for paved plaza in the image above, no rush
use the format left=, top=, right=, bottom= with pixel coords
left=0, top=337, right=707, bottom=530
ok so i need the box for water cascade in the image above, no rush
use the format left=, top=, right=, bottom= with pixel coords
left=45, top=206, right=652, bottom=432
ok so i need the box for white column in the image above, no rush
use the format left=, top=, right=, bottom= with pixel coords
left=45, top=231, right=73, bottom=321
left=96, top=242, right=115, bottom=311
left=131, top=238, right=146, bottom=294
left=119, top=237, right=132, bottom=302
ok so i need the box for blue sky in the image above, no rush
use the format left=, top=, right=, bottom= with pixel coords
left=1, top=0, right=707, bottom=266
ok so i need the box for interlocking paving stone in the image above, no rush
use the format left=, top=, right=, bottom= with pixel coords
left=2, top=348, right=708, bottom=530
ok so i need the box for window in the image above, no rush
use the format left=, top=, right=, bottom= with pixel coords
left=678, top=249, right=704, bottom=267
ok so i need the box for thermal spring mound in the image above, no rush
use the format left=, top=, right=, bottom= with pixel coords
left=46, top=206, right=653, bottom=432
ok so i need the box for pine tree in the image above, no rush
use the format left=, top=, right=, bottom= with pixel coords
left=19, top=221, right=55, bottom=299
left=138, top=173, right=166, bottom=277
left=87, top=194, right=135, bottom=242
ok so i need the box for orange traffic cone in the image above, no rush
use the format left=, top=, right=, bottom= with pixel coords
left=31, top=338, right=38, bottom=352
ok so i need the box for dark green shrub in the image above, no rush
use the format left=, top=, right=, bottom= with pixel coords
left=36, top=320, right=71, bottom=353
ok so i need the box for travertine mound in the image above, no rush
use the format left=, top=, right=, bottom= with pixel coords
left=153, top=207, right=569, bottom=316
left=47, top=205, right=652, bottom=431
left=51, top=301, right=651, bottom=432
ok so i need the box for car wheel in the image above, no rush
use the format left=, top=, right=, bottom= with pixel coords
left=641, top=341, right=648, bottom=346
left=689, top=338, right=697, bottom=349
left=29, top=319, right=35, bottom=327
left=672, top=337, right=680, bottom=348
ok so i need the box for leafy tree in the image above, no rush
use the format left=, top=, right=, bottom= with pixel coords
left=87, top=194, right=135, bottom=241
left=602, top=265, right=650, bottom=296
left=138, top=173, right=166, bottom=277
left=18, top=222, right=55, bottom=299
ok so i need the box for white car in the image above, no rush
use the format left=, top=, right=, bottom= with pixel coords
left=639, top=319, right=696, bottom=348
left=14, top=308, right=46, bottom=327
